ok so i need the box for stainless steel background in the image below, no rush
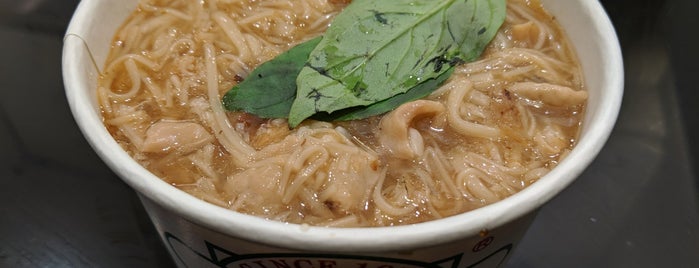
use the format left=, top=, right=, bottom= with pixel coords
left=1, top=0, right=697, bottom=267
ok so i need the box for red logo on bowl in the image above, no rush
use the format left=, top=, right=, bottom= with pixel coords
left=472, top=236, right=495, bottom=252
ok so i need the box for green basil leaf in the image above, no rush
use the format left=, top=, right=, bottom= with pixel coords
left=222, top=37, right=321, bottom=118
left=316, top=67, right=455, bottom=122
left=287, top=0, right=505, bottom=127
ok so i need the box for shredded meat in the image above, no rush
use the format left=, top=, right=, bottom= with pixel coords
left=141, top=121, right=212, bottom=154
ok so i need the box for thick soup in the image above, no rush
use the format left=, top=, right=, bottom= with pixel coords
left=98, top=0, right=586, bottom=227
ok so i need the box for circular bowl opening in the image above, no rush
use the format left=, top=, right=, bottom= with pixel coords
left=63, top=0, right=623, bottom=252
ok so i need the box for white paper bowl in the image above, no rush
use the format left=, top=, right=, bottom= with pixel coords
left=63, top=0, right=623, bottom=267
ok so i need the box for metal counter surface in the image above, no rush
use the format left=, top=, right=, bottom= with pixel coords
left=1, top=0, right=697, bottom=267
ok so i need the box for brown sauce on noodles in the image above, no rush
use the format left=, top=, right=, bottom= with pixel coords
left=99, top=0, right=586, bottom=227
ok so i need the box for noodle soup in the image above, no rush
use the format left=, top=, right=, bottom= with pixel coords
left=65, top=0, right=623, bottom=265
left=98, top=0, right=586, bottom=227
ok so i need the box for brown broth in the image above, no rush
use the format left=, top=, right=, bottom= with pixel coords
left=99, top=0, right=585, bottom=227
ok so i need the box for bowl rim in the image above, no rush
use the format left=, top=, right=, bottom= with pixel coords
left=62, top=0, right=624, bottom=252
